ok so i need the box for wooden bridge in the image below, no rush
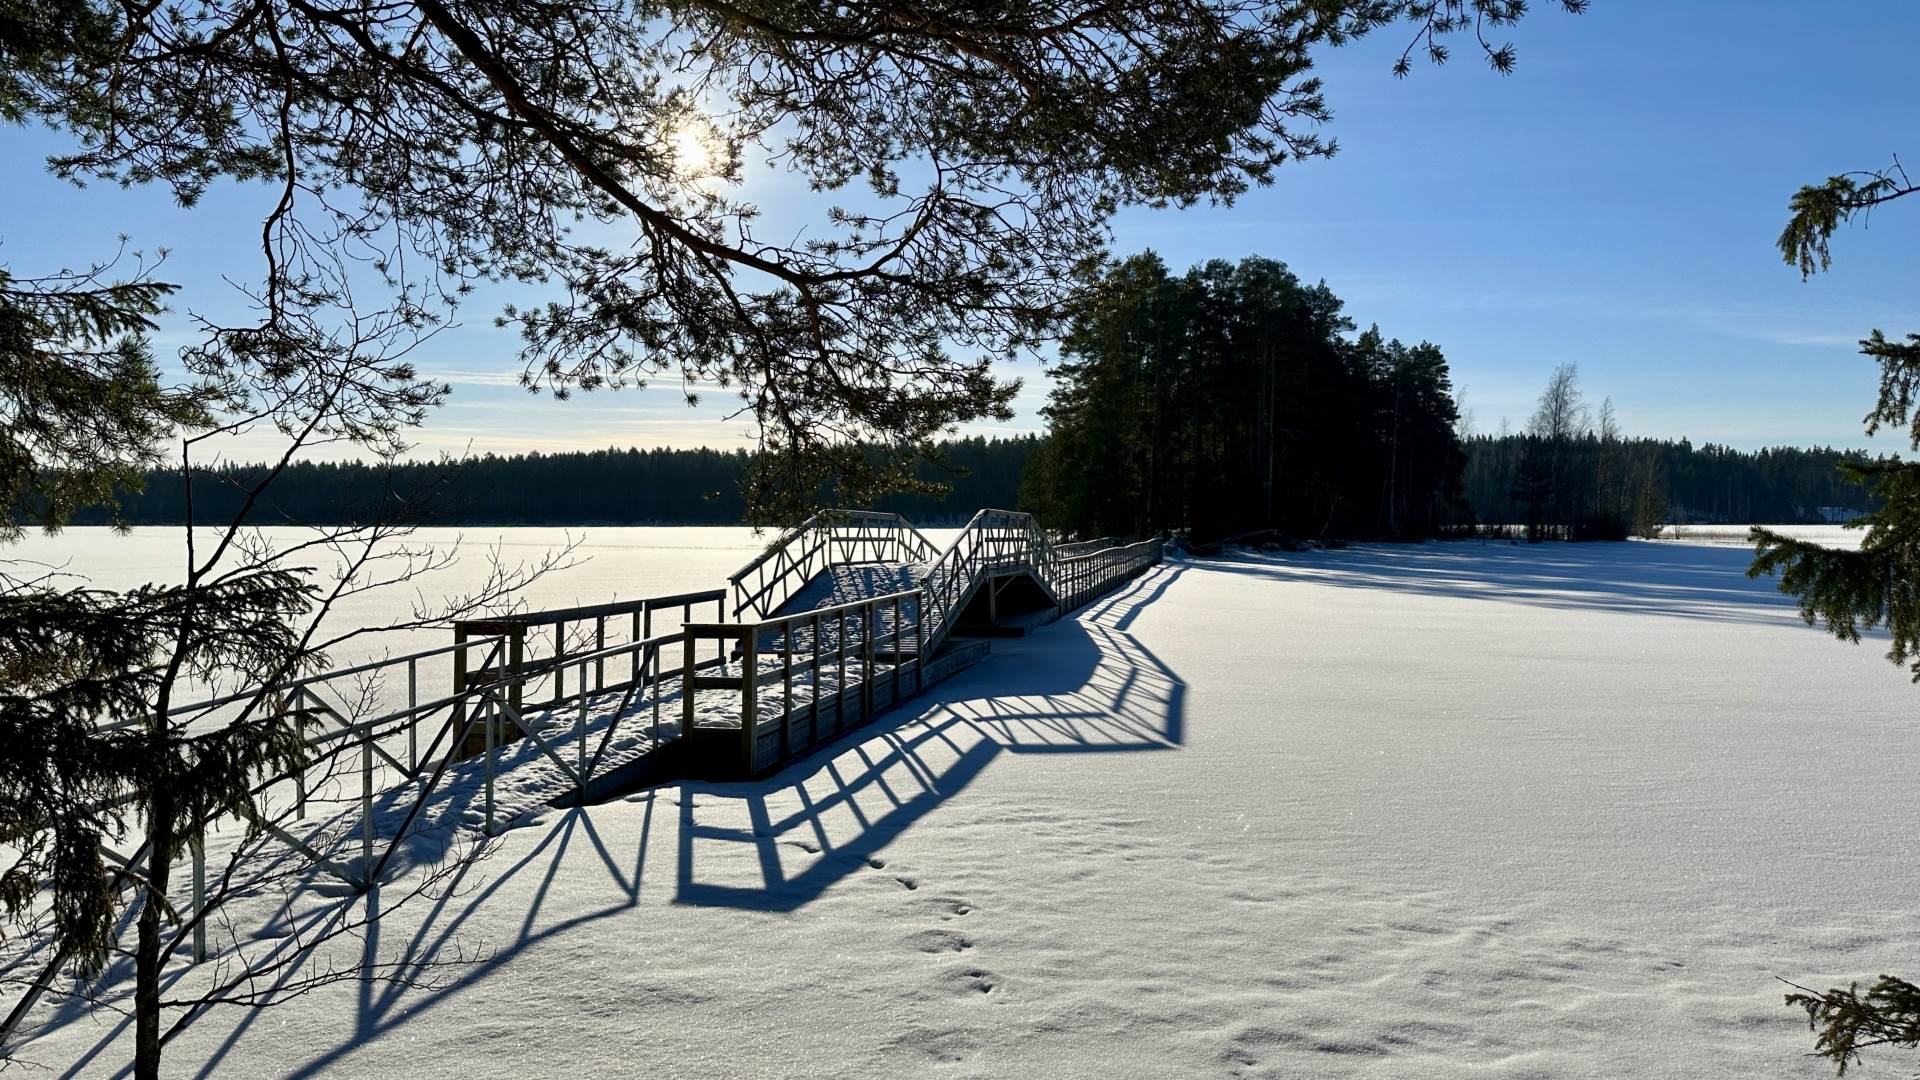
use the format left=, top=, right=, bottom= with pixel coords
left=0, top=511, right=1162, bottom=1035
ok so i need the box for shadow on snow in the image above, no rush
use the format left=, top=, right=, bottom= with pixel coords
left=46, top=562, right=1188, bottom=1080
left=1199, top=539, right=1807, bottom=627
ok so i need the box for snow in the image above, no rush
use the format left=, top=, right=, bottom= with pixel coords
left=19, top=536, right=1920, bottom=1078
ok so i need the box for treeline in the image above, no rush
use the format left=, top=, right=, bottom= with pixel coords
left=1462, top=365, right=1879, bottom=537
left=1017, top=253, right=1466, bottom=542
left=1464, top=437, right=1879, bottom=530
left=75, top=371, right=1881, bottom=536
left=75, top=437, right=1040, bottom=527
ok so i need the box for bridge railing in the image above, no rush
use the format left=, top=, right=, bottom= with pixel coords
left=917, top=508, right=1057, bottom=651
left=728, top=510, right=940, bottom=621
left=682, top=587, right=925, bottom=776
left=451, top=588, right=727, bottom=720
left=36, top=585, right=733, bottom=991
left=1053, top=537, right=1165, bottom=611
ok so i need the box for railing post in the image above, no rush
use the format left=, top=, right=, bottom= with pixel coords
left=555, top=619, right=567, bottom=701
left=507, top=628, right=524, bottom=712
left=577, top=659, right=589, bottom=795
left=407, top=657, right=419, bottom=775
left=483, top=695, right=497, bottom=836
left=811, top=612, right=824, bottom=737
left=781, top=618, right=794, bottom=761
left=361, top=727, right=374, bottom=876
left=739, top=625, right=760, bottom=773
left=682, top=631, right=697, bottom=738
left=915, top=589, right=925, bottom=692
left=648, top=643, right=661, bottom=741
left=596, top=617, right=606, bottom=690
left=285, top=691, right=306, bottom=818
left=452, top=627, right=469, bottom=760
left=891, top=593, right=902, bottom=704
left=861, top=603, right=875, bottom=720
left=836, top=611, right=849, bottom=729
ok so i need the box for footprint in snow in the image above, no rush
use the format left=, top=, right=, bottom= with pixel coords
left=903, top=929, right=972, bottom=954
left=939, top=967, right=998, bottom=995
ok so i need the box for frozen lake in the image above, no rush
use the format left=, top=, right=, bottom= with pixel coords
left=19, top=530, right=1920, bottom=1077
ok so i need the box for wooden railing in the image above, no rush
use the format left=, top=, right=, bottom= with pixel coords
left=1053, top=537, right=1164, bottom=611
left=916, top=509, right=1045, bottom=648
left=727, top=510, right=939, bottom=620
left=17, top=585, right=734, bottom=1005
left=451, top=588, right=727, bottom=716
left=681, top=588, right=925, bottom=777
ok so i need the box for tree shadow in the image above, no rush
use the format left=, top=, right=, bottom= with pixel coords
left=40, top=563, right=1187, bottom=1077
left=673, top=564, right=1187, bottom=911
left=1199, top=541, right=1809, bottom=627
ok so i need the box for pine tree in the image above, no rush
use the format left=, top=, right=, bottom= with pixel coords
left=1748, top=153, right=1920, bottom=1075
left=1032, top=254, right=1466, bottom=542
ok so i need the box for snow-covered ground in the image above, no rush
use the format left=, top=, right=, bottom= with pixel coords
left=21, top=537, right=1920, bottom=1078
left=1659, top=523, right=1867, bottom=548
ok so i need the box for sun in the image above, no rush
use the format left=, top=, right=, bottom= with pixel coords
left=669, top=121, right=718, bottom=184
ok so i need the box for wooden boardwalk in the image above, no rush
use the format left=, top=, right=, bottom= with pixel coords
left=0, top=512, right=1162, bottom=1030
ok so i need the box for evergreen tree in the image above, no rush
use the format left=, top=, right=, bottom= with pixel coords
left=1030, top=254, right=1467, bottom=542
left=1747, top=153, right=1920, bottom=1074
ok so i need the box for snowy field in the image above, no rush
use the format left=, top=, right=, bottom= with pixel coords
left=1659, top=523, right=1866, bottom=548
left=18, top=534, right=1920, bottom=1077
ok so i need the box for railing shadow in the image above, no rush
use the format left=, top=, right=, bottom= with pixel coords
left=38, top=563, right=1186, bottom=1077
left=673, top=562, right=1187, bottom=912
left=185, top=801, right=654, bottom=1080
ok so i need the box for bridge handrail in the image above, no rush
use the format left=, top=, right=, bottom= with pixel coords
left=727, top=509, right=939, bottom=620
left=913, top=508, right=1062, bottom=654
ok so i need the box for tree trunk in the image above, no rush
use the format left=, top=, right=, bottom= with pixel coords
left=134, top=789, right=174, bottom=1079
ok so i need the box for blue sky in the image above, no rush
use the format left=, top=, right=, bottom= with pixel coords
left=5, top=0, right=1917, bottom=461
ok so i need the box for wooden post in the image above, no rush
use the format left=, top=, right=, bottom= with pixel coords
left=596, top=618, right=606, bottom=690
left=649, top=643, right=662, bottom=741
left=407, top=657, right=419, bottom=775
left=781, top=618, right=794, bottom=762
left=682, top=632, right=697, bottom=738
left=577, top=659, right=589, bottom=794
left=810, top=612, right=823, bottom=742
left=451, top=627, right=469, bottom=762
left=507, top=628, right=525, bottom=711
left=361, top=729, right=373, bottom=873
left=483, top=696, right=496, bottom=836
left=739, top=625, right=760, bottom=774
left=915, top=590, right=925, bottom=693
left=836, top=611, right=849, bottom=731
left=681, top=601, right=694, bottom=669
left=555, top=620, right=567, bottom=701
left=891, top=593, right=902, bottom=704
left=861, top=603, right=875, bottom=721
